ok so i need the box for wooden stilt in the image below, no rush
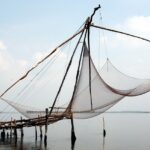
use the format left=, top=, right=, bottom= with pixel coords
left=44, top=108, right=48, bottom=146
left=7, top=132, right=9, bottom=139
left=103, top=117, right=106, bottom=137
left=40, top=126, right=43, bottom=140
left=71, top=115, right=76, bottom=145
left=10, top=117, right=12, bottom=138
left=20, top=117, right=24, bottom=138
left=35, top=126, right=37, bottom=141
left=38, top=115, right=43, bottom=140
left=14, top=119, right=17, bottom=140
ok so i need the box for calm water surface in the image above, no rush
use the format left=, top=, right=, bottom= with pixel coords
left=0, top=113, right=150, bottom=150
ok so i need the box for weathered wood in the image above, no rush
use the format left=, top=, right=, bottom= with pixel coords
left=91, top=24, right=150, bottom=43
left=35, top=126, right=37, bottom=141
left=20, top=116, right=24, bottom=137
left=0, top=112, right=69, bottom=130
left=10, top=117, right=12, bottom=138
left=40, top=126, right=43, bottom=140
left=14, top=119, right=17, bottom=140
left=44, top=108, right=48, bottom=146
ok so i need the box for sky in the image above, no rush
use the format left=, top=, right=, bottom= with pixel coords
left=1, top=0, right=150, bottom=113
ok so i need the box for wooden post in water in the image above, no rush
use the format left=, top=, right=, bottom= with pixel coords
left=44, top=108, right=48, bottom=146
left=103, top=117, right=106, bottom=137
left=40, top=126, right=43, bottom=140
left=71, top=114, right=76, bottom=145
left=10, top=117, right=12, bottom=138
left=20, top=116, right=24, bottom=138
left=38, top=115, right=43, bottom=140
left=35, top=126, right=37, bottom=141
left=14, top=119, right=17, bottom=140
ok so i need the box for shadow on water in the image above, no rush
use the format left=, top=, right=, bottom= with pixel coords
left=1, top=114, right=150, bottom=150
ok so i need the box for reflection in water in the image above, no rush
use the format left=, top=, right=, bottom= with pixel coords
left=0, top=127, right=104, bottom=150
left=19, top=136, right=23, bottom=150
left=0, top=132, right=78, bottom=150
left=102, top=136, right=105, bottom=150
left=0, top=114, right=150, bottom=150
left=71, top=139, right=76, bottom=150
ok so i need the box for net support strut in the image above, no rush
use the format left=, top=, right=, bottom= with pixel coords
left=91, top=24, right=150, bottom=43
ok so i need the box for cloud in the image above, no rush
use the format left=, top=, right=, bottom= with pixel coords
left=0, top=41, right=6, bottom=50
left=114, top=16, right=150, bottom=39
left=17, top=59, right=28, bottom=69
left=34, top=51, right=48, bottom=62
left=125, top=16, right=150, bottom=35
left=0, top=41, right=11, bottom=71
left=0, top=44, right=28, bottom=73
left=100, top=16, right=150, bottom=75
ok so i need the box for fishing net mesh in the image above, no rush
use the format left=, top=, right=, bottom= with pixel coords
left=1, top=43, right=150, bottom=120
left=71, top=44, right=150, bottom=118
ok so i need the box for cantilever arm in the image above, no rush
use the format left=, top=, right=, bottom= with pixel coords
left=91, top=24, right=150, bottom=43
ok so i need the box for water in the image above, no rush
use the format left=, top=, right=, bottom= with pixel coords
left=0, top=113, right=150, bottom=150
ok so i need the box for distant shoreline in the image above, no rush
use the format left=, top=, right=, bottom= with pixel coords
left=0, top=111, right=150, bottom=114
left=106, top=111, right=150, bottom=113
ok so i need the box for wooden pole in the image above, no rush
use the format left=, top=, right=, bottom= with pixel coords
left=14, top=119, right=17, bottom=140
left=10, top=117, right=12, bottom=138
left=91, top=24, right=150, bottom=43
left=35, top=126, right=37, bottom=141
left=71, top=115, right=76, bottom=145
left=44, top=108, right=48, bottom=146
left=20, top=116, right=24, bottom=138
left=38, top=115, right=43, bottom=140
left=40, top=126, right=43, bottom=140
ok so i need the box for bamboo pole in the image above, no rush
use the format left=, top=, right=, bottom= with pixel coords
left=44, top=108, right=48, bottom=146
left=91, top=24, right=150, bottom=43
left=35, top=126, right=37, bottom=141
left=14, top=119, right=17, bottom=140
left=40, top=126, right=43, bottom=140
left=10, top=117, right=12, bottom=138
left=20, top=116, right=24, bottom=138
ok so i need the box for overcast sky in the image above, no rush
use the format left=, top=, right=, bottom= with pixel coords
left=1, top=0, right=150, bottom=112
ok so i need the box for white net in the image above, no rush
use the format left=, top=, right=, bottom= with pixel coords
left=100, top=59, right=150, bottom=96
left=0, top=98, right=43, bottom=119
left=71, top=43, right=150, bottom=118
left=72, top=44, right=125, bottom=118
left=2, top=43, right=150, bottom=120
